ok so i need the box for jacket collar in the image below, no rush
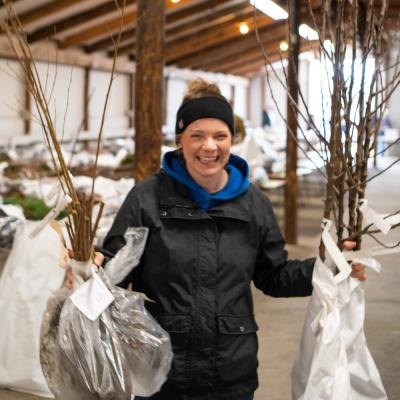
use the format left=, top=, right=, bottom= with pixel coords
left=157, top=171, right=251, bottom=222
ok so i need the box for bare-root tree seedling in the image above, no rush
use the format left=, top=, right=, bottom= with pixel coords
left=0, top=0, right=128, bottom=262
left=254, top=0, right=400, bottom=258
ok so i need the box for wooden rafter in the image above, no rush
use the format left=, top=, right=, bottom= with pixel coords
left=58, top=10, right=138, bottom=49
left=59, top=0, right=194, bottom=49
left=0, top=0, right=23, bottom=8
left=27, top=0, right=136, bottom=44
left=168, top=14, right=272, bottom=63
left=211, top=41, right=283, bottom=73
left=112, top=5, right=260, bottom=58
left=174, top=21, right=287, bottom=69
left=85, top=0, right=249, bottom=54
left=167, top=6, right=255, bottom=43
left=17, top=0, right=84, bottom=26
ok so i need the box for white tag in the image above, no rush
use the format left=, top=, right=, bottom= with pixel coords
left=70, top=272, right=114, bottom=321
left=359, top=199, right=391, bottom=235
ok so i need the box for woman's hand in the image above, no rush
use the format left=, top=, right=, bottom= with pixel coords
left=94, top=252, right=104, bottom=267
left=342, top=241, right=367, bottom=281
left=64, top=251, right=105, bottom=289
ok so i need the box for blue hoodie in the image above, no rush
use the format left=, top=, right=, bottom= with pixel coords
left=162, top=150, right=249, bottom=210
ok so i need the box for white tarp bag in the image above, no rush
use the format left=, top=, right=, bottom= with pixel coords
left=0, top=222, right=65, bottom=398
left=292, top=219, right=388, bottom=400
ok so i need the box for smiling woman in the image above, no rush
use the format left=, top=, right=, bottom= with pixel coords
left=101, top=77, right=365, bottom=400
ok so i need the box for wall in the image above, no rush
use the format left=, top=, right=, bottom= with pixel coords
left=0, top=59, right=25, bottom=140
left=0, top=59, right=249, bottom=146
left=31, top=62, right=85, bottom=139
left=0, top=59, right=132, bottom=145
left=249, top=58, right=311, bottom=131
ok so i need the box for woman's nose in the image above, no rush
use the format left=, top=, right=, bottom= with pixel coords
left=202, top=137, right=217, bottom=150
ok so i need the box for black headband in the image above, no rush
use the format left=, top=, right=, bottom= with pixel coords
left=175, top=96, right=235, bottom=138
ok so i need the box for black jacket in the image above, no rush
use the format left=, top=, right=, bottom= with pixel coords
left=103, top=170, right=315, bottom=400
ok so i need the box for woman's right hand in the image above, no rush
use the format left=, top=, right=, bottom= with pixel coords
left=65, top=251, right=104, bottom=289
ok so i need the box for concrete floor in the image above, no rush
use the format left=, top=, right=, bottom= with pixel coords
left=0, top=158, right=399, bottom=400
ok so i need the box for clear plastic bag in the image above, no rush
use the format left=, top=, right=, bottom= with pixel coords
left=40, top=227, right=172, bottom=399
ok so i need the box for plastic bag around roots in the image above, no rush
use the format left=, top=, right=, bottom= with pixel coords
left=40, top=228, right=172, bottom=399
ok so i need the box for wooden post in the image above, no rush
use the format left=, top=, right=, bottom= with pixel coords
left=261, top=76, right=266, bottom=113
left=284, top=0, right=300, bottom=244
left=24, top=77, right=31, bottom=134
left=129, top=73, right=134, bottom=129
left=163, top=75, right=169, bottom=126
left=134, top=0, right=165, bottom=181
left=83, top=66, right=90, bottom=131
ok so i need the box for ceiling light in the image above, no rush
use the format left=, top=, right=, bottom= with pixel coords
left=249, top=0, right=288, bottom=20
left=299, top=24, right=319, bottom=40
left=239, top=22, right=250, bottom=35
left=170, top=0, right=181, bottom=3
left=280, top=41, right=288, bottom=51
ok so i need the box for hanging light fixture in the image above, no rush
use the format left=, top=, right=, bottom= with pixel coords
left=280, top=41, right=289, bottom=51
left=170, top=0, right=181, bottom=3
left=239, top=22, right=250, bottom=35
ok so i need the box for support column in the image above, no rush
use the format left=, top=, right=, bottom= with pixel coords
left=134, top=0, right=165, bottom=181
left=284, top=0, right=300, bottom=244
left=24, top=61, right=31, bottom=134
left=129, top=73, right=134, bottom=129
left=83, top=66, right=90, bottom=131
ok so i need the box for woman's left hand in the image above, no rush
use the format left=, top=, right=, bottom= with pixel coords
left=342, top=241, right=367, bottom=281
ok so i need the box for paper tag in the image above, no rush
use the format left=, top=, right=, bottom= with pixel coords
left=70, top=272, right=114, bottom=321
left=359, top=199, right=391, bottom=235
left=321, top=219, right=352, bottom=282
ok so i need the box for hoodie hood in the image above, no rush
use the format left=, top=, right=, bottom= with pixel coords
left=162, top=150, right=249, bottom=210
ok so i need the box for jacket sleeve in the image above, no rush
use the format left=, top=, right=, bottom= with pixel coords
left=252, top=192, right=315, bottom=297
left=101, top=187, right=144, bottom=288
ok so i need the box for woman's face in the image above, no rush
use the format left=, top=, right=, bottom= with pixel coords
left=180, top=118, right=232, bottom=185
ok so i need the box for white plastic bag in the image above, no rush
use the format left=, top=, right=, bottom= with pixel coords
left=0, top=222, right=65, bottom=398
left=292, top=220, right=387, bottom=400
left=40, top=227, right=172, bottom=399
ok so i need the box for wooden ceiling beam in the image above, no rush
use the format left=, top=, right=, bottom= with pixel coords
left=207, top=41, right=284, bottom=73
left=116, top=12, right=270, bottom=60
left=173, top=21, right=287, bottom=69
left=116, top=11, right=269, bottom=60
left=226, top=57, right=274, bottom=76
left=166, top=14, right=273, bottom=64
left=58, top=9, right=137, bottom=49
left=59, top=0, right=194, bottom=50
left=166, top=0, right=247, bottom=27
left=85, top=0, right=248, bottom=54
left=167, top=6, right=254, bottom=43
left=106, top=5, right=255, bottom=57
left=85, top=26, right=136, bottom=54
left=28, top=0, right=136, bottom=44
left=17, top=0, right=83, bottom=26
left=0, top=0, right=23, bottom=9
left=228, top=40, right=315, bottom=77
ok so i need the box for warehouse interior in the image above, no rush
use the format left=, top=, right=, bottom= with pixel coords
left=0, top=1, right=400, bottom=399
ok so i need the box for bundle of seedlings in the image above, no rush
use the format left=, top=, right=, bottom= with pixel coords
left=255, top=0, right=400, bottom=255
left=1, top=1, right=172, bottom=398
left=253, top=1, right=400, bottom=398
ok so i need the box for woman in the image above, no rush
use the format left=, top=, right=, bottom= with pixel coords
left=102, top=78, right=366, bottom=400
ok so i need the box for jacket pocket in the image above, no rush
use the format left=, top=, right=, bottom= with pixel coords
left=217, top=314, right=259, bottom=335
left=216, top=315, right=259, bottom=386
left=156, top=314, right=192, bottom=388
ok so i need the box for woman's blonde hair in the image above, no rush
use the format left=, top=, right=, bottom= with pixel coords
left=181, top=78, right=225, bottom=104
